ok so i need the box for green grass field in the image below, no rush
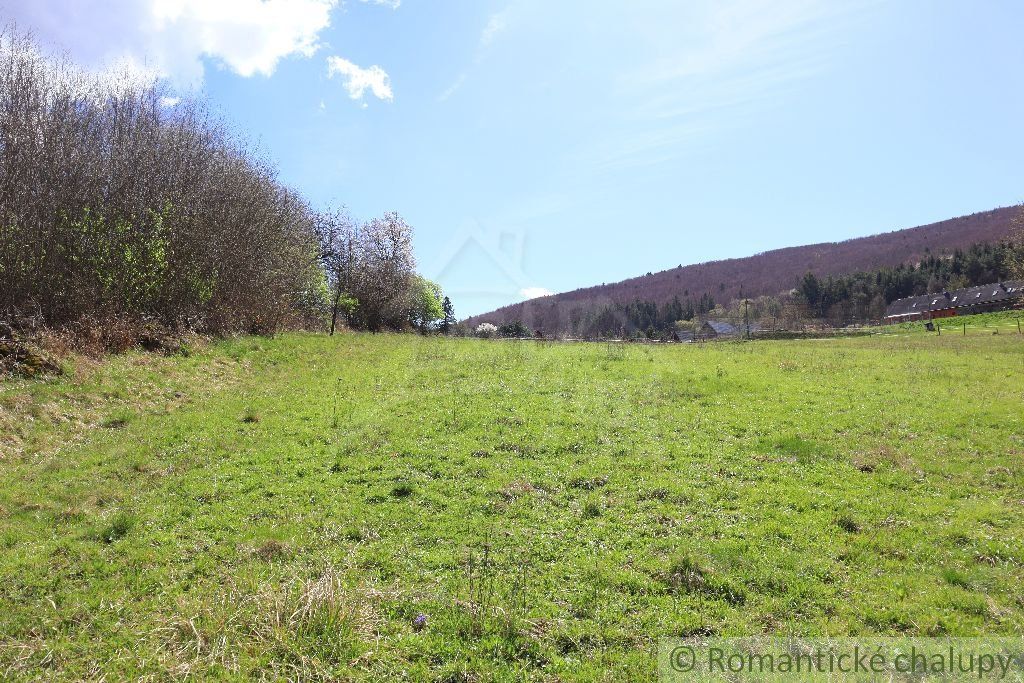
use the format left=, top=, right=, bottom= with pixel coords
left=2, top=328, right=1023, bottom=680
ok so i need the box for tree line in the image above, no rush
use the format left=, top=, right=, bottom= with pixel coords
left=473, top=292, right=719, bottom=340
left=796, top=241, right=1024, bottom=321
left=582, top=293, right=717, bottom=338
left=0, top=27, right=448, bottom=341
left=481, top=239, right=1024, bottom=339
left=315, top=209, right=450, bottom=334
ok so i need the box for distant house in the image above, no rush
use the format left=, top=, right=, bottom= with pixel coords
left=699, top=320, right=738, bottom=339
left=884, top=280, right=1024, bottom=323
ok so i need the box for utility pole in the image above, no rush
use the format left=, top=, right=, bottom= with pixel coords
left=741, top=285, right=750, bottom=340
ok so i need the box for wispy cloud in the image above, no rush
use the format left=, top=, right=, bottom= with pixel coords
left=437, top=72, right=467, bottom=102
left=622, top=1, right=837, bottom=88
left=480, top=9, right=510, bottom=48
left=437, top=6, right=513, bottom=102
left=326, top=56, right=393, bottom=102
left=587, top=0, right=864, bottom=171
left=358, top=0, right=401, bottom=8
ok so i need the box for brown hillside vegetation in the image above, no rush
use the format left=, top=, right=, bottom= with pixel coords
left=466, top=206, right=1021, bottom=332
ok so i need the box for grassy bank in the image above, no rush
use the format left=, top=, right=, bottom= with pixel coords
left=2, top=331, right=1023, bottom=680
left=881, top=309, right=1024, bottom=336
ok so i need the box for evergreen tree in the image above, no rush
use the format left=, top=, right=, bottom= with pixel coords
left=439, top=296, right=456, bottom=334
left=660, top=296, right=684, bottom=327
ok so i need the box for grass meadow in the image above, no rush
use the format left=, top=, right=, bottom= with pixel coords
left=1, top=324, right=1023, bottom=680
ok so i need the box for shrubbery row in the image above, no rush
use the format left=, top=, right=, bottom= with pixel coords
left=0, top=27, right=444, bottom=341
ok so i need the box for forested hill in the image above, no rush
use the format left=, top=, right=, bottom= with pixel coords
left=465, top=206, right=1021, bottom=331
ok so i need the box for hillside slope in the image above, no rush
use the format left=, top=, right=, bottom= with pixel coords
left=466, top=206, right=1021, bottom=331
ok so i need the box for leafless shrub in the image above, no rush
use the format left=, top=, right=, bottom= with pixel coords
left=0, top=26, right=324, bottom=338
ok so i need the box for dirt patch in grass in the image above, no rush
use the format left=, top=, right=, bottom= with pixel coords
left=497, top=481, right=536, bottom=502
left=254, top=539, right=290, bottom=561
left=0, top=340, right=63, bottom=378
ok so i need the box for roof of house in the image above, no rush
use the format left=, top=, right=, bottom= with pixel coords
left=885, top=280, right=1024, bottom=318
left=703, top=320, right=738, bottom=334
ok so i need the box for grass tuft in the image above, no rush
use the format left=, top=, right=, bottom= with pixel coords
left=390, top=482, right=415, bottom=498
left=97, top=511, right=135, bottom=543
left=102, top=408, right=134, bottom=428
left=664, top=553, right=746, bottom=604
left=837, top=515, right=862, bottom=533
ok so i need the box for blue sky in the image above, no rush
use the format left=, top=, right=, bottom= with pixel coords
left=9, top=0, right=1024, bottom=316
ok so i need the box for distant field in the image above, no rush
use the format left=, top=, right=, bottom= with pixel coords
left=2, top=328, right=1023, bottom=680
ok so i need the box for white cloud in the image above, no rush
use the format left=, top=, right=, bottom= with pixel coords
left=3, top=0, right=340, bottom=86
left=520, top=287, right=553, bottom=300
left=326, top=56, right=393, bottom=101
left=158, top=96, right=181, bottom=107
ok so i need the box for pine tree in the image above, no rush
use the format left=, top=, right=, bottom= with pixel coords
left=440, top=296, right=456, bottom=334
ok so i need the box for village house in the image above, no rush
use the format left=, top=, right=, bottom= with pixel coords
left=697, top=320, right=766, bottom=339
left=698, top=320, right=737, bottom=339
left=884, top=280, right=1024, bottom=323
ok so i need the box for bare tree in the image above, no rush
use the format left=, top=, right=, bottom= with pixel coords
left=351, top=212, right=416, bottom=332
left=0, top=26, right=323, bottom=337
left=1012, top=205, right=1024, bottom=280
left=315, top=209, right=359, bottom=335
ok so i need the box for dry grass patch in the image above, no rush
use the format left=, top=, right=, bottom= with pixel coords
left=154, top=564, right=385, bottom=679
